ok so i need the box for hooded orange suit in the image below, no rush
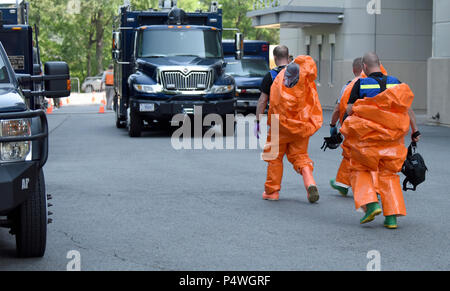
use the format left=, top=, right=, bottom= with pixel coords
left=335, top=65, right=388, bottom=187
left=263, top=56, right=323, bottom=194
left=340, top=84, right=414, bottom=216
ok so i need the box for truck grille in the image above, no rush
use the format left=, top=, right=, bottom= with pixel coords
left=160, top=71, right=213, bottom=91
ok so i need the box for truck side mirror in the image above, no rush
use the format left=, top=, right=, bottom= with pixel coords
left=235, top=33, right=244, bottom=60
left=16, top=73, right=30, bottom=87
left=112, top=31, right=121, bottom=60
left=44, top=61, right=70, bottom=97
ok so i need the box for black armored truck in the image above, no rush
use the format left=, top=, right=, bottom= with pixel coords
left=112, top=1, right=236, bottom=137
left=0, top=38, right=70, bottom=257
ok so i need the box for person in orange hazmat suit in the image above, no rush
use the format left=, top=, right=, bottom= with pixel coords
left=329, top=58, right=364, bottom=196
left=341, top=52, right=417, bottom=229
left=330, top=60, right=420, bottom=199
left=330, top=62, right=390, bottom=195
left=260, top=56, right=323, bottom=203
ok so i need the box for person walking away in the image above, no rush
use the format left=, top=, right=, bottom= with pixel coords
left=329, top=58, right=363, bottom=196
left=341, top=52, right=421, bottom=229
left=102, top=65, right=115, bottom=110
left=329, top=60, right=413, bottom=201
left=255, top=45, right=291, bottom=137
left=259, top=57, right=323, bottom=203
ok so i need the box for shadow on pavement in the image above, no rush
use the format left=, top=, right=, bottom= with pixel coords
left=0, top=231, right=16, bottom=258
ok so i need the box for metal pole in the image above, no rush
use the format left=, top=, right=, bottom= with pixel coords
left=25, top=1, right=29, bottom=24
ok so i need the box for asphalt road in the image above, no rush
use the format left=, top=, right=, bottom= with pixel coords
left=0, top=104, right=449, bottom=271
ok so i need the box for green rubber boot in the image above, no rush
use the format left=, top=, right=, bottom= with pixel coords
left=384, top=216, right=398, bottom=229
left=330, top=179, right=349, bottom=196
left=360, top=202, right=382, bottom=224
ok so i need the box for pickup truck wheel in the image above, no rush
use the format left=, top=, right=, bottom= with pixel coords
left=128, top=109, right=142, bottom=137
left=85, top=85, right=93, bottom=93
left=15, top=169, right=47, bottom=258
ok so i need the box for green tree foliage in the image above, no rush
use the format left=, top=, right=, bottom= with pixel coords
left=199, top=0, right=279, bottom=43
left=26, top=0, right=278, bottom=84
left=28, top=0, right=123, bottom=82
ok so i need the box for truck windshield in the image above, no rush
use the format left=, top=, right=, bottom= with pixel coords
left=137, top=29, right=222, bottom=59
left=225, top=59, right=269, bottom=77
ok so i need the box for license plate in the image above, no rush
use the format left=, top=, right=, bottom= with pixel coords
left=182, top=107, right=195, bottom=114
left=140, top=103, right=155, bottom=112
left=249, top=101, right=258, bottom=107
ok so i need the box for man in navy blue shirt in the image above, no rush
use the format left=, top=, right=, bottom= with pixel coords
left=255, top=45, right=290, bottom=128
left=345, top=52, right=421, bottom=229
left=346, top=53, right=421, bottom=143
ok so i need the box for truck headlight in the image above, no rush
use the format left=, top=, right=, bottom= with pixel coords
left=0, top=119, right=31, bottom=162
left=134, top=84, right=163, bottom=94
left=210, top=84, right=234, bottom=94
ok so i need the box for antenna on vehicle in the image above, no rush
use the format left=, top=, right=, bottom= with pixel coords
left=15, top=0, right=21, bottom=24
left=25, top=1, right=29, bottom=24
left=159, top=0, right=177, bottom=11
left=122, top=0, right=131, bottom=11
left=119, top=0, right=131, bottom=13
left=210, top=1, right=219, bottom=13
left=235, top=33, right=244, bottom=60
left=35, top=24, right=41, bottom=65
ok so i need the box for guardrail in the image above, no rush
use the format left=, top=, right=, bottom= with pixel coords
left=70, top=77, right=81, bottom=93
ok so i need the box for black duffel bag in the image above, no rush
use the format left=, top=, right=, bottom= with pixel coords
left=321, top=133, right=343, bottom=152
left=402, top=142, right=428, bottom=191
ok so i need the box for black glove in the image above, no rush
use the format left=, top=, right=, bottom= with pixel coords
left=412, top=131, right=421, bottom=142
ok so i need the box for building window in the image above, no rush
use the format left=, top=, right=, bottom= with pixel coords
left=316, top=35, right=323, bottom=83
left=318, top=44, right=322, bottom=83
left=305, top=35, right=311, bottom=55
left=329, top=34, right=336, bottom=85
left=330, top=43, right=335, bottom=84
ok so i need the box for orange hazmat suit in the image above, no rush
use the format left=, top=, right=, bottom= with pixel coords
left=263, top=56, right=323, bottom=194
left=335, top=64, right=388, bottom=187
left=340, top=83, right=414, bottom=216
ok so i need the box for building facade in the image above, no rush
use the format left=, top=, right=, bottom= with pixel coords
left=248, top=0, right=450, bottom=125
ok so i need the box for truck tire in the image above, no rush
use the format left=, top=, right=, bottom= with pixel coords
left=15, top=169, right=47, bottom=258
left=128, top=109, right=142, bottom=137
left=116, top=119, right=126, bottom=129
left=116, top=108, right=126, bottom=129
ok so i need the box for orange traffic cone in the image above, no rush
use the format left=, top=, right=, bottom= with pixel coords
left=101, top=99, right=106, bottom=106
left=98, top=104, right=105, bottom=114
left=92, top=96, right=96, bottom=103
left=59, top=100, right=63, bottom=107
left=46, top=103, right=53, bottom=114
left=66, top=98, right=70, bottom=105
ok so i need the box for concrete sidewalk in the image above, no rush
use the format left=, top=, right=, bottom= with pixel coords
left=55, top=92, right=107, bottom=106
